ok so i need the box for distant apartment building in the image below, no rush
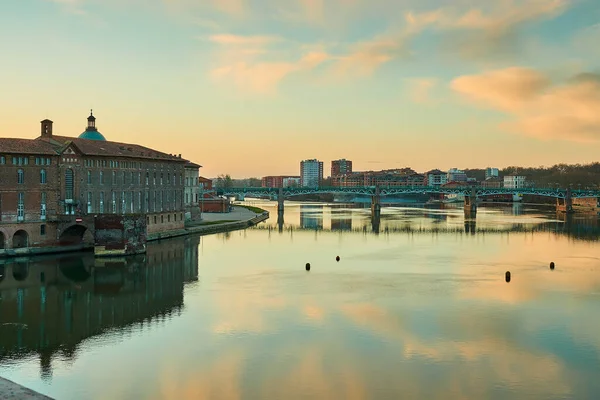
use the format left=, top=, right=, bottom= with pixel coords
left=426, top=169, right=448, bottom=186
left=447, top=168, right=467, bottom=182
left=261, top=176, right=301, bottom=188
left=485, top=167, right=499, bottom=180
left=282, top=176, right=301, bottom=187
left=503, top=175, right=526, bottom=189
left=331, top=159, right=353, bottom=176
left=332, top=171, right=426, bottom=187
left=300, top=159, right=323, bottom=187
left=481, top=177, right=503, bottom=188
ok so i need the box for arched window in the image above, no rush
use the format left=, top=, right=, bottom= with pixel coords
left=40, top=169, right=47, bottom=184
left=17, top=169, right=24, bottom=184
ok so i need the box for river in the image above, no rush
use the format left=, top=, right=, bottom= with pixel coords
left=1, top=202, right=599, bottom=399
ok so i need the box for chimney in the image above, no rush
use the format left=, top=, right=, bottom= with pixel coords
left=178, top=154, right=181, bottom=158
left=40, top=119, right=53, bottom=138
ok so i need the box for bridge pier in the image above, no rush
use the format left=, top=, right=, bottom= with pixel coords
left=277, top=209, right=284, bottom=233
left=277, top=187, right=285, bottom=214
left=371, top=186, right=381, bottom=219
left=556, top=188, right=574, bottom=214
left=464, top=187, right=477, bottom=219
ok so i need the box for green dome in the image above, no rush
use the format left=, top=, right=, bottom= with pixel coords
left=79, top=129, right=106, bottom=141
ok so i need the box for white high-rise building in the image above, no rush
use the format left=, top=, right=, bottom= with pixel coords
left=300, top=159, right=324, bottom=187
left=504, top=175, right=526, bottom=189
left=447, top=168, right=467, bottom=182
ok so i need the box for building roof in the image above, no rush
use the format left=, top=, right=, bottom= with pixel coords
left=185, top=161, right=202, bottom=168
left=426, top=169, right=444, bottom=175
left=37, top=135, right=184, bottom=161
left=0, top=138, right=60, bottom=155
left=78, top=130, right=107, bottom=141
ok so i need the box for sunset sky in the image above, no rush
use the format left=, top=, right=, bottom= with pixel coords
left=1, top=0, right=599, bottom=178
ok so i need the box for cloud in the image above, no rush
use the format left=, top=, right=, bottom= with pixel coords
left=211, top=51, right=329, bottom=94
left=451, top=67, right=600, bottom=142
left=406, top=0, right=568, bottom=60
left=407, top=78, right=438, bottom=104
left=207, top=34, right=282, bottom=46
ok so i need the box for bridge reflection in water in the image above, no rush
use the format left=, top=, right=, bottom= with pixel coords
left=261, top=205, right=600, bottom=241
left=0, top=235, right=200, bottom=380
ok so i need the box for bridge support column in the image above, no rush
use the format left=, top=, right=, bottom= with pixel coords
left=556, top=188, right=574, bottom=214
left=464, top=187, right=477, bottom=219
left=371, top=186, right=381, bottom=219
left=277, top=210, right=284, bottom=233
left=277, top=187, right=284, bottom=214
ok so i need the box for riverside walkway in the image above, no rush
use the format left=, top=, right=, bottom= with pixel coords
left=0, top=377, right=53, bottom=399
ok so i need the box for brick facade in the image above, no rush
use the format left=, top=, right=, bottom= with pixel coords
left=0, top=113, right=196, bottom=254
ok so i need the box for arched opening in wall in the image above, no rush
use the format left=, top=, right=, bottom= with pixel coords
left=59, top=257, right=91, bottom=283
left=12, top=262, right=28, bottom=281
left=59, top=225, right=87, bottom=246
left=0, top=231, right=5, bottom=249
left=12, top=230, right=29, bottom=248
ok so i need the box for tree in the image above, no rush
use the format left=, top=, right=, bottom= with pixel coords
left=215, top=174, right=233, bottom=189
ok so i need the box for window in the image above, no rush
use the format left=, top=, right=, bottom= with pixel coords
left=153, top=191, right=157, bottom=212
left=112, top=171, right=116, bottom=185
left=173, top=173, right=176, bottom=186
left=40, top=169, right=46, bottom=184
left=23, top=157, right=28, bottom=165
left=100, top=192, right=105, bottom=213
left=122, top=191, right=126, bottom=214
left=40, top=192, right=47, bottom=220
left=186, top=193, right=189, bottom=204
left=12, top=156, right=17, bottom=165
left=131, top=172, right=135, bottom=185
left=112, top=192, right=116, bottom=213
left=139, top=191, right=142, bottom=212
left=131, top=191, right=134, bottom=213
left=153, top=172, right=156, bottom=185
left=167, top=173, right=171, bottom=184
left=40, top=224, right=46, bottom=235
left=87, top=192, right=93, bottom=213
left=100, top=171, right=105, bottom=185
left=180, top=173, right=183, bottom=185
left=160, top=173, right=163, bottom=185
left=161, top=215, right=164, bottom=223
left=168, top=214, right=170, bottom=222
left=87, top=170, right=92, bottom=184
left=123, top=171, right=126, bottom=185
left=65, top=169, right=74, bottom=200
left=138, top=172, right=141, bottom=185
left=147, top=216, right=150, bottom=225
left=17, top=169, right=24, bottom=184
left=0, top=156, right=5, bottom=164
left=17, top=192, right=24, bottom=221
left=146, top=172, right=149, bottom=185
left=173, top=213, right=176, bottom=222
left=46, top=158, right=51, bottom=165
left=154, top=216, right=157, bottom=224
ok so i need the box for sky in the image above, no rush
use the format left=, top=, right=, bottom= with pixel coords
left=0, top=0, right=599, bottom=178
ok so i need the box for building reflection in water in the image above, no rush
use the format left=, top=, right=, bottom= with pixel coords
left=299, top=205, right=323, bottom=230
left=0, top=235, right=200, bottom=380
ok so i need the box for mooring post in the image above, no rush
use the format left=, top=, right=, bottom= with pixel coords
left=371, top=186, right=381, bottom=219
left=277, top=187, right=284, bottom=213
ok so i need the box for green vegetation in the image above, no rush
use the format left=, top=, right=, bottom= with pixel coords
left=466, top=163, right=600, bottom=188
left=235, top=204, right=266, bottom=213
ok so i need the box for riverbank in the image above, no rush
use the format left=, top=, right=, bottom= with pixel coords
left=0, top=207, right=268, bottom=259
left=0, top=377, right=53, bottom=399
left=147, top=206, right=268, bottom=241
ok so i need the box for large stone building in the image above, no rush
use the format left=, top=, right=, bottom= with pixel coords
left=184, top=161, right=202, bottom=221
left=0, top=111, right=199, bottom=254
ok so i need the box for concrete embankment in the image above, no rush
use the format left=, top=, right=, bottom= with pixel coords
left=147, top=208, right=269, bottom=241
left=0, top=377, right=53, bottom=399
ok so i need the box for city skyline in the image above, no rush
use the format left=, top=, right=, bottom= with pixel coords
left=1, top=0, right=600, bottom=178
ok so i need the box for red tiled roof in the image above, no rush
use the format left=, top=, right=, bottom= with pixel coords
left=0, top=138, right=60, bottom=155
left=38, top=135, right=185, bottom=162
left=185, top=161, right=202, bottom=168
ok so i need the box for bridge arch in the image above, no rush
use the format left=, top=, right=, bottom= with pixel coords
left=59, top=256, right=91, bottom=283
left=12, top=230, right=29, bottom=248
left=59, top=225, right=88, bottom=246
left=12, top=262, right=28, bottom=281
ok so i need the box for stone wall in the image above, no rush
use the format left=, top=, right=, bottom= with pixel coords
left=94, top=214, right=146, bottom=256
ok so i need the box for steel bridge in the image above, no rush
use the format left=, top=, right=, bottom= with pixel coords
left=213, top=186, right=600, bottom=199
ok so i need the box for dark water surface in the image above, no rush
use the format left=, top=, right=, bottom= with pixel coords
left=1, top=202, right=600, bottom=399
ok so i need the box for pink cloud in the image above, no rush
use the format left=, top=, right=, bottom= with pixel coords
left=210, top=51, right=329, bottom=94
left=451, top=67, right=600, bottom=142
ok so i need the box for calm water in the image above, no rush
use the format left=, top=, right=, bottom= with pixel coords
left=1, top=202, right=600, bottom=400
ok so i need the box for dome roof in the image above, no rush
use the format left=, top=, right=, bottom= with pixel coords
left=79, top=130, right=106, bottom=141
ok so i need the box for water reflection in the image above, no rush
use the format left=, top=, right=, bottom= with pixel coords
left=0, top=236, right=199, bottom=381
left=255, top=202, right=600, bottom=241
